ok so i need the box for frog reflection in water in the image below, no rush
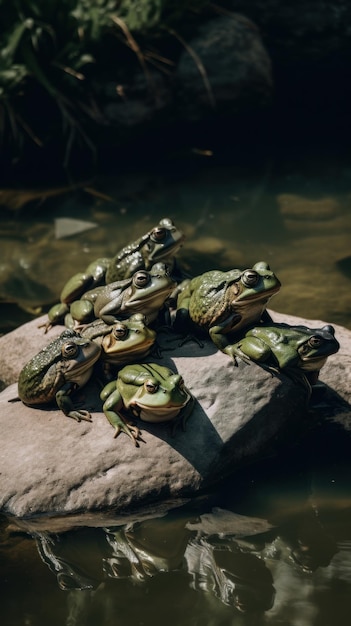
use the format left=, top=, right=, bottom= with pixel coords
left=230, top=323, right=340, bottom=386
left=100, top=363, right=194, bottom=446
left=80, top=314, right=157, bottom=365
left=174, top=262, right=281, bottom=356
left=17, top=329, right=101, bottom=422
left=45, top=218, right=184, bottom=330
left=62, top=262, right=176, bottom=328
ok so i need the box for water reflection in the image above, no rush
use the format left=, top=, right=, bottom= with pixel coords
left=21, top=497, right=338, bottom=625
left=1, top=424, right=351, bottom=626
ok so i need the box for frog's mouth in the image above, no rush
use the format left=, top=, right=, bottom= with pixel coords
left=127, top=283, right=174, bottom=306
left=148, top=234, right=185, bottom=262
left=298, top=355, right=329, bottom=371
left=131, top=402, right=186, bottom=423
left=103, top=335, right=155, bottom=355
left=235, top=283, right=281, bottom=303
left=63, top=344, right=101, bottom=378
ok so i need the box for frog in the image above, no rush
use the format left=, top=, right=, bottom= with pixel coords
left=17, top=329, right=102, bottom=422
left=230, top=323, right=340, bottom=386
left=43, top=257, right=111, bottom=332
left=43, top=218, right=184, bottom=331
left=69, top=262, right=176, bottom=327
left=105, top=217, right=185, bottom=283
left=80, top=313, right=157, bottom=365
left=173, top=262, right=281, bottom=356
left=100, top=362, right=194, bottom=446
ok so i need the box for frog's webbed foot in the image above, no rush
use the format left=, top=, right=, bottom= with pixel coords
left=67, top=409, right=93, bottom=422
left=178, top=333, right=204, bottom=348
left=113, top=419, right=145, bottom=447
left=223, top=345, right=251, bottom=367
left=163, top=331, right=204, bottom=349
left=38, top=320, right=53, bottom=334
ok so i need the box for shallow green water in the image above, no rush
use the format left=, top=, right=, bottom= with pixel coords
left=1, top=154, right=351, bottom=331
left=1, top=154, right=351, bottom=625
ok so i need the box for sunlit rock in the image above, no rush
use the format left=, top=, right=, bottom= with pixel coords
left=0, top=310, right=348, bottom=519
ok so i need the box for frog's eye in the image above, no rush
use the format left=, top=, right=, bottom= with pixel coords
left=133, top=271, right=150, bottom=287
left=145, top=379, right=159, bottom=393
left=308, top=336, right=322, bottom=348
left=151, top=227, right=167, bottom=242
left=62, top=342, right=79, bottom=358
left=242, top=270, right=259, bottom=287
left=112, top=323, right=128, bottom=339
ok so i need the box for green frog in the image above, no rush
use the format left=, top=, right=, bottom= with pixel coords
left=100, top=363, right=194, bottom=446
left=75, top=262, right=176, bottom=326
left=43, top=258, right=111, bottom=331
left=230, top=323, right=340, bottom=384
left=44, top=218, right=184, bottom=331
left=80, top=314, right=157, bottom=364
left=105, top=217, right=185, bottom=283
left=174, top=262, right=281, bottom=355
left=17, top=329, right=102, bottom=421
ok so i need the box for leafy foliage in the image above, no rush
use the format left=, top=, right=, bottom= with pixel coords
left=0, top=0, right=211, bottom=168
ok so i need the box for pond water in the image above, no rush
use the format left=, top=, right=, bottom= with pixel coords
left=0, top=150, right=351, bottom=625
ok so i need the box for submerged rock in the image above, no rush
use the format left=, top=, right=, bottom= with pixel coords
left=0, top=310, right=348, bottom=519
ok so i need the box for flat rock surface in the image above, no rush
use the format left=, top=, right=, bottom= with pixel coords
left=0, top=310, right=349, bottom=520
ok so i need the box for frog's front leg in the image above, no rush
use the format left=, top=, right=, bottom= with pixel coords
left=56, top=383, right=92, bottom=422
left=208, top=317, right=241, bottom=355
left=101, top=387, right=142, bottom=446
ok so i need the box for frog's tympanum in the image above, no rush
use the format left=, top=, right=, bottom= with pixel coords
left=174, top=262, right=281, bottom=356
left=100, top=363, right=194, bottom=445
left=230, top=323, right=339, bottom=385
left=18, top=330, right=101, bottom=421
left=44, top=218, right=184, bottom=331
left=80, top=314, right=156, bottom=364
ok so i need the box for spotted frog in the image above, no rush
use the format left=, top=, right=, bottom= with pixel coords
left=100, top=363, right=194, bottom=445
left=174, top=262, right=281, bottom=355
left=17, top=329, right=101, bottom=421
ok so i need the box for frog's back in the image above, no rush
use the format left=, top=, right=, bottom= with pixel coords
left=18, top=350, right=58, bottom=404
left=17, top=333, right=72, bottom=404
left=187, top=270, right=240, bottom=326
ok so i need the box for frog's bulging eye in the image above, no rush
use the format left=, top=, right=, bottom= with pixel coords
left=308, top=336, right=322, bottom=348
left=242, top=270, right=259, bottom=287
left=113, top=323, right=128, bottom=339
left=133, top=271, right=150, bottom=287
left=151, top=227, right=167, bottom=242
left=62, top=342, right=79, bottom=358
left=145, top=379, right=158, bottom=393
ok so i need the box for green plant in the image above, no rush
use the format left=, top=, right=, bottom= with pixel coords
left=0, top=0, right=211, bottom=168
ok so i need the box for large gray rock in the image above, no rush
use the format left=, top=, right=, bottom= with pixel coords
left=0, top=310, right=348, bottom=520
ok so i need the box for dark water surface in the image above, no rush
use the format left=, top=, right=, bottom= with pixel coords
left=1, top=153, right=351, bottom=625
